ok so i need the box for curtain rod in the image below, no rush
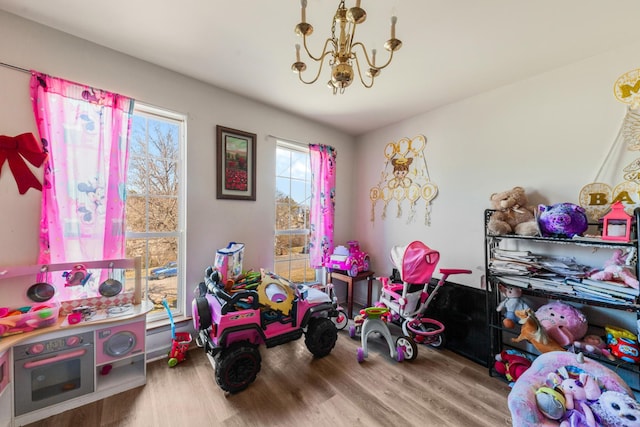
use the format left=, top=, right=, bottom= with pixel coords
left=267, top=134, right=309, bottom=148
left=0, top=61, right=30, bottom=74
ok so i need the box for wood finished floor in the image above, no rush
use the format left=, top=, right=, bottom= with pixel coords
left=25, top=327, right=512, bottom=427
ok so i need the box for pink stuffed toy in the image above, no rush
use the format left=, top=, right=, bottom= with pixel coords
left=573, top=334, right=615, bottom=361
left=547, top=367, right=601, bottom=427
left=588, top=249, right=639, bottom=290
left=535, top=301, right=588, bottom=347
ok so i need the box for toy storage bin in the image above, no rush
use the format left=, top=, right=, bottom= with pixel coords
left=0, top=302, right=60, bottom=337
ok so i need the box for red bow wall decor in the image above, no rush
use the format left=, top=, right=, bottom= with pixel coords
left=0, top=133, right=47, bottom=194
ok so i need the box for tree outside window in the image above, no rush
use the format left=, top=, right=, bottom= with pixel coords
left=126, top=105, right=185, bottom=318
left=275, top=142, right=314, bottom=283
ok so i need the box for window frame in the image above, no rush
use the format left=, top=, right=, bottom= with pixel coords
left=126, top=103, right=187, bottom=323
left=274, top=140, right=315, bottom=283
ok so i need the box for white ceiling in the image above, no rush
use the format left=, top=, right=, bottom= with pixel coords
left=1, top=0, right=639, bottom=136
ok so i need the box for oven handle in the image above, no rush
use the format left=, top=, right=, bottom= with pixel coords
left=23, top=348, right=87, bottom=369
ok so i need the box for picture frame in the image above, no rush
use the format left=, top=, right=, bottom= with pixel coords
left=216, top=125, right=257, bottom=201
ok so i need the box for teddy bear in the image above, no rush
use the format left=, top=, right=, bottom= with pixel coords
left=588, top=249, right=639, bottom=290
left=487, top=186, right=539, bottom=236
left=496, top=284, right=529, bottom=328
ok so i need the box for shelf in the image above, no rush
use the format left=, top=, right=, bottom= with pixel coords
left=485, top=207, right=640, bottom=393
left=488, top=233, right=637, bottom=248
left=487, top=276, right=639, bottom=311
left=96, top=354, right=145, bottom=393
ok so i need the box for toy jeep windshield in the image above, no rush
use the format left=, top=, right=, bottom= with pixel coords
left=192, top=267, right=339, bottom=393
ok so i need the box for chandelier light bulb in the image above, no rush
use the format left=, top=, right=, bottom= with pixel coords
left=391, top=15, right=397, bottom=39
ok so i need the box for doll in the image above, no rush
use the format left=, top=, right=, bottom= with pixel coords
left=496, top=284, right=529, bottom=328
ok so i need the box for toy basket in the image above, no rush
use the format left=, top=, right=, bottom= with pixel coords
left=0, top=302, right=60, bottom=337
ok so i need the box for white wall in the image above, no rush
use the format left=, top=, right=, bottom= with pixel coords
left=3, top=9, right=640, bottom=337
left=354, top=40, right=640, bottom=296
left=0, top=11, right=355, bottom=314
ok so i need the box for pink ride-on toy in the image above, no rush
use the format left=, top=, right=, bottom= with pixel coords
left=356, top=306, right=417, bottom=363
left=162, top=299, right=192, bottom=367
left=376, top=241, right=471, bottom=347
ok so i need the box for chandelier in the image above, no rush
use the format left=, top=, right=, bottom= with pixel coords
left=291, top=0, right=402, bottom=95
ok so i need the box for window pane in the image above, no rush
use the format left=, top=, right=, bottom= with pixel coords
left=126, top=236, right=178, bottom=314
left=126, top=195, right=146, bottom=233
left=147, top=197, right=178, bottom=232
left=275, top=203, right=292, bottom=231
left=290, top=151, right=309, bottom=179
left=274, top=142, right=313, bottom=283
left=290, top=179, right=308, bottom=205
left=127, top=105, right=184, bottom=320
left=275, top=234, right=291, bottom=256
left=149, top=158, right=178, bottom=196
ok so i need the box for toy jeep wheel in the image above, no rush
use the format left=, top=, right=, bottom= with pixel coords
left=215, top=341, right=262, bottom=393
left=304, top=317, right=338, bottom=357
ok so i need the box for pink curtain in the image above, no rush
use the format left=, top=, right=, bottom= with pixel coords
left=30, top=72, right=134, bottom=265
left=309, top=144, right=337, bottom=268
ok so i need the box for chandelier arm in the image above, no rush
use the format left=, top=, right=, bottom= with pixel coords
left=351, top=42, right=395, bottom=70
left=352, top=53, right=375, bottom=89
left=297, top=52, right=332, bottom=85
left=302, top=36, right=337, bottom=63
left=373, top=49, right=395, bottom=70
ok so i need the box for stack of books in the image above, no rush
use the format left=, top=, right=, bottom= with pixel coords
left=565, top=278, right=638, bottom=303
left=488, top=247, right=640, bottom=305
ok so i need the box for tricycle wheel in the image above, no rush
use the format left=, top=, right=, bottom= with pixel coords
left=395, top=336, right=418, bottom=361
left=305, top=317, right=337, bottom=358
left=168, top=357, right=178, bottom=367
left=349, top=325, right=357, bottom=338
left=215, top=341, right=262, bottom=393
left=332, top=309, right=348, bottom=330
left=426, top=328, right=445, bottom=348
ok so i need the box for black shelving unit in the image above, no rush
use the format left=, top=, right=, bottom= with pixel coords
left=484, top=208, right=640, bottom=392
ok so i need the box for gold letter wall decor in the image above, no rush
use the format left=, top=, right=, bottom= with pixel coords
left=369, top=135, right=438, bottom=225
left=579, top=69, right=640, bottom=220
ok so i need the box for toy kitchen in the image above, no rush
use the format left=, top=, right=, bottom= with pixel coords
left=0, top=257, right=153, bottom=427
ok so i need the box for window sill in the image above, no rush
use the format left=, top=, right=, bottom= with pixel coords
left=147, top=315, right=192, bottom=331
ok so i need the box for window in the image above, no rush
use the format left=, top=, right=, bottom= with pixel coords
left=125, top=104, right=186, bottom=320
left=275, top=141, right=315, bottom=282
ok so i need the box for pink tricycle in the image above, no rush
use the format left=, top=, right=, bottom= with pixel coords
left=376, top=241, right=471, bottom=347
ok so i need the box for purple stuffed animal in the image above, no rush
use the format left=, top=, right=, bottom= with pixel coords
left=538, top=203, right=588, bottom=238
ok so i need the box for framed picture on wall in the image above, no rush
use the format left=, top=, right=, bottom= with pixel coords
left=216, top=125, right=257, bottom=201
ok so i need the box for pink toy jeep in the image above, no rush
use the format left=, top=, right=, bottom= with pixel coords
left=328, top=240, right=370, bottom=277
left=192, top=267, right=338, bottom=393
